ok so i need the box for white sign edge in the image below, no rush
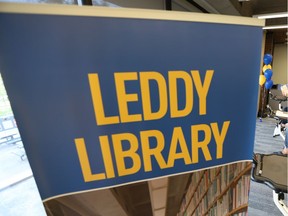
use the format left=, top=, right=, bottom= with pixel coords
left=0, top=2, right=265, bottom=27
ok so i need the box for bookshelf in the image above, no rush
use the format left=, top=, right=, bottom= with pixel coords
left=178, top=162, right=252, bottom=216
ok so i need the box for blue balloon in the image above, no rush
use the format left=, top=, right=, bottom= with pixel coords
left=264, top=69, right=273, bottom=80
left=265, top=80, right=273, bottom=89
left=263, top=54, right=273, bottom=65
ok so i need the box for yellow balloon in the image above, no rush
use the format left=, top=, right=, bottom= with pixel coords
left=262, top=64, right=272, bottom=73
left=259, top=74, right=266, bottom=86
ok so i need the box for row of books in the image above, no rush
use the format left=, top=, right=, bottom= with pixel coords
left=207, top=175, right=250, bottom=215
left=178, top=162, right=251, bottom=216
left=179, top=170, right=205, bottom=212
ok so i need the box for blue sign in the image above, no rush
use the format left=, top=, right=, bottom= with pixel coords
left=0, top=4, right=263, bottom=201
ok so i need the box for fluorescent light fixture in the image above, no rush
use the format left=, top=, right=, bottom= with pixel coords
left=253, top=12, right=288, bottom=19
left=149, top=178, right=168, bottom=216
left=263, top=25, right=288, bottom=30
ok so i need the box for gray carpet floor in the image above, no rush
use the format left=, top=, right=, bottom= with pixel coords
left=247, top=117, right=287, bottom=216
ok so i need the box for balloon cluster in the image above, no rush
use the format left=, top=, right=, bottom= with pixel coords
left=259, top=54, right=273, bottom=89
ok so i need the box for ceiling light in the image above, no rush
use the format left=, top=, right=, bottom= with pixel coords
left=253, top=12, right=288, bottom=19
left=263, top=25, right=288, bottom=30
left=148, top=178, right=168, bottom=216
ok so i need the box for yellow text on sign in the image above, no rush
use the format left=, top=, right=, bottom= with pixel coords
left=74, top=121, right=230, bottom=182
left=88, top=70, right=214, bottom=125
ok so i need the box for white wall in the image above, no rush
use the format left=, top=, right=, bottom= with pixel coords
left=273, top=43, right=287, bottom=85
